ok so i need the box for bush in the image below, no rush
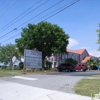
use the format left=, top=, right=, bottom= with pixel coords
left=19, top=62, right=24, bottom=69
left=44, top=60, right=52, bottom=70
left=65, top=58, right=78, bottom=65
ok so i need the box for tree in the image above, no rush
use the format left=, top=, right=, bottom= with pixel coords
left=0, top=44, right=20, bottom=67
left=86, top=58, right=96, bottom=69
left=15, top=21, right=69, bottom=67
left=65, top=58, right=78, bottom=65
left=97, top=23, right=100, bottom=50
left=97, top=58, right=100, bottom=65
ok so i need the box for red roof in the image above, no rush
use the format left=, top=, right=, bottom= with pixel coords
left=81, top=56, right=91, bottom=63
left=67, top=49, right=85, bottom=54
left=66, top=49, right=98, bottom=63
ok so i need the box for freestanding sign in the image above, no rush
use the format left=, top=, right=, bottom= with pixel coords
left=24, top=49, right=42, bottom=68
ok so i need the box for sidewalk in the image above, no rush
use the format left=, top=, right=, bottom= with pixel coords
left=0, top=80, right=92, bottom=100
left=35, top=93, right=92, bottom=100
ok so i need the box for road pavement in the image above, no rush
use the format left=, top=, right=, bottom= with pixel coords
left=0, top=71, right=100, bottom=100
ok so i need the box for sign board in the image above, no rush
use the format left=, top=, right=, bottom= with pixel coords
left=12, top=56, right=16, bottom=63
left=24, top=49, right=42, bottom=68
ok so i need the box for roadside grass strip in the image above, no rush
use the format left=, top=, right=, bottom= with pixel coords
left=74, top=75, right=100, bottom=97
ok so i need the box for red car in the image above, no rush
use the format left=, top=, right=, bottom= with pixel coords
left=75, top=64, right=88, bottom=71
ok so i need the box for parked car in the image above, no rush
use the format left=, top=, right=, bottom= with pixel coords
left=57, top=63, right=75, bottom=72
left=92, top=65, right=100, bottom=70
left=96, top=65, right=100, bottom=70
left=75, top=64, right=88, bottom=71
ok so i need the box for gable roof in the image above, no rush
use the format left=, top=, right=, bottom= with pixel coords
left=67, top=49, right=85, bottom=54
left=81, top=56, right=91, bottom=63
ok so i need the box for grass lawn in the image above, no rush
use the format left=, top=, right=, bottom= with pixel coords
left=74, top=75, right=100, bottom=97
left=0, top=69, right=23, bottom=77
left=0, top=68, right=58, bottom=77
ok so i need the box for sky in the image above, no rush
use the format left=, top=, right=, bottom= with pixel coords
left=0, top=0, right=100, bottom=57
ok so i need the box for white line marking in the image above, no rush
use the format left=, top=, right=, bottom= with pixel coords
left=13, top=76, right=38, bottom=81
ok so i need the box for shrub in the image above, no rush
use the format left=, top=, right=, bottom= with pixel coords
left=44, top=60, right=52, bottom=70
left=19, top=62, right=24, bottom=69
left=65, top=58, right=78, bottom=65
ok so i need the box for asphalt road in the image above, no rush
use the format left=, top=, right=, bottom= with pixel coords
left=0, top=70, right=100, bottom=94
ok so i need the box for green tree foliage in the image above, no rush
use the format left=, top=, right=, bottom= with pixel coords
left=65, top=58, right=78, bottom=65
left=96, top=58, right=100, bottom=65
left=44, top=60, right=52, bottom=70
left=97, top=23, right=100, bottom=50
left=18, top=62, right=24, bottom=69
left=86, top=58, right=96, bottom=69
left=0, top=44, right=20, bottom=67
left=15, top=21, right=69, bottom=67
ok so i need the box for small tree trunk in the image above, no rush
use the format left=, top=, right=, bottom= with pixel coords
left=42, top=55, right=44, bottom=68
left=42, top=52, right=45, bottom=68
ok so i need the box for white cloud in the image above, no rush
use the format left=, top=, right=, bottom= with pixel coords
left=88, top=50, right=100, bottom=57
left=67, top=38, right=100, bottom=57
left=68, top=38, right=79, bottom=48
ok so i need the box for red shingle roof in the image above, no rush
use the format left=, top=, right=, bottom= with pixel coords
left=67, top=49, right=85, bottom=54
left=81, top=56, right=91, bottom=63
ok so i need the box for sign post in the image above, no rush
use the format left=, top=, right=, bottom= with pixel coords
left=12, top=56, right=16, bottom=75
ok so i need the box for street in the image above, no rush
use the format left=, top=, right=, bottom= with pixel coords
left=0, top=71, right=100, bottom=94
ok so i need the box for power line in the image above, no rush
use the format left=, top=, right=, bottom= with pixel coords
left=0, top=28, right=17, bottom=40
left=16, top=0, right=64, bottom=29
left=0, top=0, right=13, bottom=12
left=0, top=0, right=7, bottom=8
left=1, top=30, right=21, bottom=44
left=0, top=0, right=19, bottom=17
left=32, top=0, right=79, bottom=23
left=0, top=0, right=63, bottom=38
left=0, top=1, right=71, bottom=40
left=0, top=0, right=66, bottom=40
left=0, top=0, right=42, bottom=31
left=0, top=0, right=80, bottom=44
left=44, top=0, right=80, bottom=21
left=0, top=29, right=21, bottom=40
left=0, top=0, right=49, bottom=34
